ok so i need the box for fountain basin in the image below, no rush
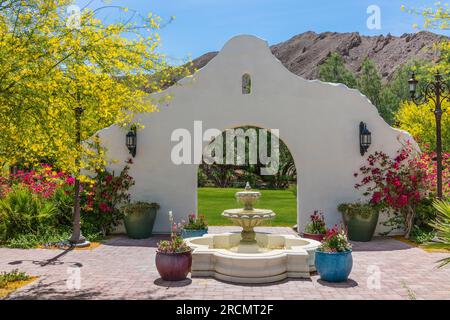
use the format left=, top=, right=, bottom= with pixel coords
left=186, top=232, right=321, bottom=284
left=222, top=208, right=275, bottom=243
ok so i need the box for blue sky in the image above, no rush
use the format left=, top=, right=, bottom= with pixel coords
left=74, top=0, right=450, bottom=63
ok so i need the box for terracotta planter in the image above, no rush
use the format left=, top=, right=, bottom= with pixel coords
left=302, top=232, right=325, bottom=242
left=155, top=251, right=192, bottom=281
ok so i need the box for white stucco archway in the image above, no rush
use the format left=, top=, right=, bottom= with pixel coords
left=98, top=35, right=415, bottom=234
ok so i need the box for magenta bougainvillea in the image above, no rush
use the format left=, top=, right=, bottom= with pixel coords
left=417, top=151, right=450, bottom=197
left=0, top=164, right=71, bottom=198
left=354, top=143, right=433, bottom=238
left=81, top=164, right=134, bottom=235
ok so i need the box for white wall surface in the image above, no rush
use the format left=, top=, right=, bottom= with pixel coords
left=98, top=35, right=415, bottom=234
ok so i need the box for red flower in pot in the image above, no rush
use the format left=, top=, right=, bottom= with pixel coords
left=302, top=210, right=327, bottom=241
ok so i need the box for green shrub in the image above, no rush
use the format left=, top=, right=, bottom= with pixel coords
left=414, top=197, right=437, bottom=228
left=51, top=187, right=74, bottom=224
left=2, top=227, right=70, bottom=248
left=410, top=225, right=436, bottom=244
left=0, top=186, right=57, bottom=241
left=337, top=202, right=376, bottom=219
left=121, top=201, right=160, bottom=216
left=0, top=269, right=30, bottom=288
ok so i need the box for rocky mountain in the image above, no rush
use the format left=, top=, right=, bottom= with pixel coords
left=191, top=31, right=447, bottom=82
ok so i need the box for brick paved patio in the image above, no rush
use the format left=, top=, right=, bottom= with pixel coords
left=1, top=227, right=449, bottom=300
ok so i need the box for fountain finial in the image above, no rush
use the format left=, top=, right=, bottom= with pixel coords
left=245, top=182, right=251, bottom=190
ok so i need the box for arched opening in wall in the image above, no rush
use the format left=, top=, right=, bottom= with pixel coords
left=197, top=126, right=297, bottom=228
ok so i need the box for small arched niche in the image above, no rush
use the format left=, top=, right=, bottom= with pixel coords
left=242, top=73, right=251, bottom=94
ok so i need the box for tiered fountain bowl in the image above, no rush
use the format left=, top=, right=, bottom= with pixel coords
left=185, top=183, right=321, bottom=284
left=221, top=182, right=275, bottom=245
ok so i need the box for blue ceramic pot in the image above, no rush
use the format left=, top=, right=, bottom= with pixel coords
left=181, top=228, right=208, bottom=239
left=315, top=250, right=353, bottom=282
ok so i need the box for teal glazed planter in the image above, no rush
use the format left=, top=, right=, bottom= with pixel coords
left=181, top=228, right=208, bottom=239
left=315, top=250, right=353, bottom=282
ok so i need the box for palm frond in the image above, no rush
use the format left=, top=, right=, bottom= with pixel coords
left=424, top=200, right=450, bottom=268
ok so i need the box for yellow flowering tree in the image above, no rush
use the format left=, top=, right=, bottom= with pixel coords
left=402, top=3, right=450, bottom=30
left=0, top=0, right=188, bottom=170
left=396, top=100, right=450, bottom=152
left=398, top=3, right=450, bottom=153
left=0, top=0, right=190, bottom=243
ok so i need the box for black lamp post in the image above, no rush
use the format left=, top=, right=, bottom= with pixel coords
left=408, top=71, right=449, bottom=199
left=126, top=126, right=137, bottom=157
left=359, top=122, right=372, bottom=156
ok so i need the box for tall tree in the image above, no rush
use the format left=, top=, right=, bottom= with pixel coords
left=318, top=52, right=357, bottom=88
left=357, top=58, right=383, bottom=113
left=0, top=0, right=189, bottom=244
left=379, top=61, right=428, bottom=125
left=0, top=0, right=189, bottom=170
left=396, top=100, right=450, bottom=152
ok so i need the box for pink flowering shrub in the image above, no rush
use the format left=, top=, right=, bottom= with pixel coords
left=1, top=164, right=71, bottom=198
left=180, top=213, right=208, bottom=230
left=417, top=151, right=450, bottom=197
left=157, top=211, right=191, bottom=254
left=354, top=143, right=431, bottom=238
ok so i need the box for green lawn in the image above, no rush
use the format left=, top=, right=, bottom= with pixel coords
left=197, top=187, right=297, bottom=226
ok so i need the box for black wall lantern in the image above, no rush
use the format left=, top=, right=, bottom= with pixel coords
left=126, top=126, right=137, bottom=157
left=359, top=122, right=371, bottom=156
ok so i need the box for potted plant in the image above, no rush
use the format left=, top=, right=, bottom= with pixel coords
left=338, top=202, right=379, bottom=242
left=121, top=202, right=160, bottom=239
left=180, top=213, right=208, bottom=238
left=315, top=226, right=353, bottom=282
left=156, top=211, right=192, bottom=281
left=302, top=210, right=327, bottom=241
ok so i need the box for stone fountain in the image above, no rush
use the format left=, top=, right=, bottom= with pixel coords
left=185, top=183, right=321, bottom=283
left=222, top=182, right=275, bottom=247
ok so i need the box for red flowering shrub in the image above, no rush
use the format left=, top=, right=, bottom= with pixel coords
left=318, top=225, right=352, bottom=253
left=355, top=143, right=429, bottom=238
left=304, top=210, right=327, bottom=234
left=82, top=165, right=134, bottom=235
